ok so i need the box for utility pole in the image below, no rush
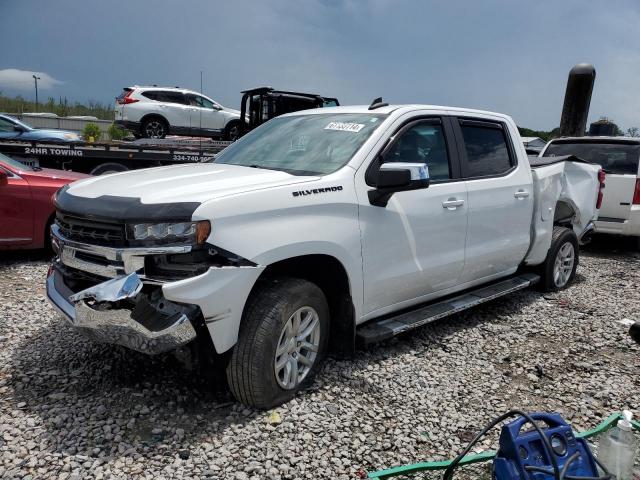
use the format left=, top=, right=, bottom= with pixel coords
left=32, top=74, right=41, bottom=112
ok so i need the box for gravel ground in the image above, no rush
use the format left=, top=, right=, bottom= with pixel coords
left=1, top=236, right=639, bottom=480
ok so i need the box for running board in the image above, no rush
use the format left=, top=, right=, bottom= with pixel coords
left=356, top=273, right=540, bottom=345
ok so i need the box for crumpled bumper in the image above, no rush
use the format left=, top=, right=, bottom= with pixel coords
left=46, top=269, right=197, bottom=355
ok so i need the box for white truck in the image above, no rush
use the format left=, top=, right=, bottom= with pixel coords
left=47, top=104, right=604, bottom=408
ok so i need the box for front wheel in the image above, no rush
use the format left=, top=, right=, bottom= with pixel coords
left=538, top=226, right=579, bottom=292
left=223, top=121, right=241, bottom=141
left=226, top=277, right=329, bottom=408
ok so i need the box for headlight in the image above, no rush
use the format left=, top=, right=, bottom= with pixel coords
left=126, top=220, right=210, bottom=245
left=63, top=133, right=80, bottom=140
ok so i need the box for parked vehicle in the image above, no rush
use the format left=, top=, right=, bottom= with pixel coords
left=0, top=114, right=82, bottom=142
left=115, top=86, right=242, bottom=140
left=0, top=153, right=87, bottom=250
left=541, top=137, right=640, bottom=245
left=47, top=103, right=603, bottom=408
left=239, top=86, right=339, bottom=136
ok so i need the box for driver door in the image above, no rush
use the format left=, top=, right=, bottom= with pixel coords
left=358, top=117, right=468, bottom=317
left=187, top=94, right=224, bottom=135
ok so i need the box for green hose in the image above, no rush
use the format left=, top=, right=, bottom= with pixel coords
left=367, top=412, right=640, bottom=479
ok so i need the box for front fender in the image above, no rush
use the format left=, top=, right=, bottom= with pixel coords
left=162, top=265, right=265, bottom=353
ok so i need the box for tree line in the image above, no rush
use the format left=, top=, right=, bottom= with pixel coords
left=519, top=116, right=639, bottom=141
left=0, top=93, right=113, bottom=120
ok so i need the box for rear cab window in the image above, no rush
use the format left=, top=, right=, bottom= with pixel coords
left=458, top=119, right=515, bottom=178
left=543, top=141, right=640, bottom=175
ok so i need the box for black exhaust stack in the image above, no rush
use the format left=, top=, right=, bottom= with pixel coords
left=559, top=64, right=596, bottom=137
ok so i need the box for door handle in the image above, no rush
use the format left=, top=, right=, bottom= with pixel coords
left=514, top=190, right=530, bottom=199
left=442, top=198, right=464, bottom=210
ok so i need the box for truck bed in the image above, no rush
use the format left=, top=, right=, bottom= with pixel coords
left=525, top=155, right=601, bottom=265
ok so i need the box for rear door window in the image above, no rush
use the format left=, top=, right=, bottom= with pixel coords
left=544, top=142, right=640, bottom=175
left=141, top=91, right=159, bottom=101
left=143, top=91, right=186, bottom=105
left=459, top=120, right=514, bottom=178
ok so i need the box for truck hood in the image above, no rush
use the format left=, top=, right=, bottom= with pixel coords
left=64, top=163, right=319, bottom=205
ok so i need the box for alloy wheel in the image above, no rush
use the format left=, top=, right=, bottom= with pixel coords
left=145, top=120, right=165, bottom=138
left=274, top=306, right=321, bottom=390
left=553, top=242, right=575, bottom=288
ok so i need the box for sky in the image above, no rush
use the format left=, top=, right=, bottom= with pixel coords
left=1, top=0, right=639, bottom=131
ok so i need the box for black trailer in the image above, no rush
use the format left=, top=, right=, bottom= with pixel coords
left=239, top=87, right=339, bottom=136
left=0, top=138, right=230, bottom=175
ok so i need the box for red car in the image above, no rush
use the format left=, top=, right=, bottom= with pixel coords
left=0, top=154, right=88, bottom=250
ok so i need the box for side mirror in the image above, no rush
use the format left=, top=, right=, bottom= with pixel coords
left=0, top=170, right=8, bottom=186
left=212, top=104, right=222, bottom=111
left=13, top=125, right=25, bottom=133
left=368, top=162, right=429, bottom=207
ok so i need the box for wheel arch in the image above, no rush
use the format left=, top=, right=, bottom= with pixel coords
left=254, top=254, right=356, bottom=356
left=553, top=199, right=577, bottom=227
left=140, top=113, right=169, bottom=129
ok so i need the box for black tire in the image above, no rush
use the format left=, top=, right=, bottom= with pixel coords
left=538, top=226, right=579, bottom=292
left=90, top=163, right=129, bottom=175
left=227, top=277, right=329, bottom=409
left=141, top=117, right=168, bottom=139
left=223, top=121, right=241, bottom=141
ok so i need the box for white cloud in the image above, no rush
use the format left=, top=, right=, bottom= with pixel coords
left=0, top=69, right=63, bottom=90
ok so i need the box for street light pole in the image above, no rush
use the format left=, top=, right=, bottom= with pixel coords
left=32, top=74, right=41, bottom=112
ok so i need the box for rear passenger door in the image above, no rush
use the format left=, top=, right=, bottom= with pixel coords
left=453, top=118, right=534, bottom=284
left=145, top=91, right=190, bottom=133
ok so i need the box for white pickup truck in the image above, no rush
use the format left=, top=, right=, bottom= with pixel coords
left=47, top=104, right=604, bottom=408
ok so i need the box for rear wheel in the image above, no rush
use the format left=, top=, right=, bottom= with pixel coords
left=226, top=277, right=329, bottom=408
left=538, top=226, right=579, bottom=292
left=141, top=117, right=167, bottom=139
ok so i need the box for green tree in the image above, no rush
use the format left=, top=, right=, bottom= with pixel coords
left=626, top=127, right=639, bottom=137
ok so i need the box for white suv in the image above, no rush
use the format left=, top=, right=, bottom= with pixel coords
left=115, top=86, right=242, bottom=140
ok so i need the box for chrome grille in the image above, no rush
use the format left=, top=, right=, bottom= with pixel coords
left=55, top=213, right=126, bottom=247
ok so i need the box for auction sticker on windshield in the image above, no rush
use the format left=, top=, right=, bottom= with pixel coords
left=324, top=122, right=365, bottom=133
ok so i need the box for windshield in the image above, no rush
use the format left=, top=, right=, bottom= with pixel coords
left=544, top=141, right=640, bottom=175
left=0, top=152, right=34, bottom=171
left=214, top=113, right=388, bottom=175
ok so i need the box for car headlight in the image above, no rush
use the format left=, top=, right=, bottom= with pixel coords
left=126, top=220, right=210, bottom=245
left=63, top=133, right=80, bottom=140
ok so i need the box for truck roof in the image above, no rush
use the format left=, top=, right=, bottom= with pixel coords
left=281, top=104, right=514, bottom=121
left=549, top=136, right=640, bottom=144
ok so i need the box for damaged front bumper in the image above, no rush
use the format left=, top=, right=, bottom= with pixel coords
left=47, top=223, right=265, bottom=355
left=47, top=268, right=198, bottom=354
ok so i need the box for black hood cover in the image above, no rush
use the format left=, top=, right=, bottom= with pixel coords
left=54, top=185, right=200, bottom=222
